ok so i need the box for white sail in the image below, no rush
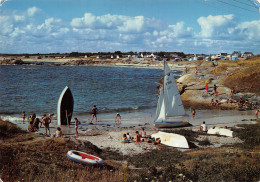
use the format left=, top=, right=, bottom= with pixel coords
left=154, top=62, right=185, bottom=122
left=164, top=62, right=185, bottom=117
left=154, top=88, right=166, bottom=122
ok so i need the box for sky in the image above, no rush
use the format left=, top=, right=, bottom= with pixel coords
left=0, top=0, right=260, bottom=54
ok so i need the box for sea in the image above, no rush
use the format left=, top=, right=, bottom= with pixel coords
left=0, top=64, right=180, bottom=127
left=0, top=63, right=254, bottom=131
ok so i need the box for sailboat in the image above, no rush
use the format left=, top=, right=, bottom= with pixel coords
left=154, top=61, right=190, bottom=128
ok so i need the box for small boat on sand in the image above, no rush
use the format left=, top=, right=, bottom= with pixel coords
left=207, top=127, right=236, bottom=137
left=151, top=131, right=189, bottom=148
left=66, top=150, right=104, bottom=165
left=57, top=86, right=74, bottom=126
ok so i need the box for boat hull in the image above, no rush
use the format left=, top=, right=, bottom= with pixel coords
left=57, top=86, right=74, bottom=125
left=66, top=150, right=104, bottom=165
left=207, top=127, right=235, bottom=137
left=154, top=120, right=190, bottom=128
left=151, top=131, right=189, bottom=148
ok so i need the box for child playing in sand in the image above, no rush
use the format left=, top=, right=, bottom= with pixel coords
left=56, top=127, right=62, bottom=137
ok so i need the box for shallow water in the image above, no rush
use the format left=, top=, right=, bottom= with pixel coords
left=1, top=64, right=254, bottom=135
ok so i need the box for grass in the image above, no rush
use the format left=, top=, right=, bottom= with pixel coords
left=1, top=119, right=260, bottom=181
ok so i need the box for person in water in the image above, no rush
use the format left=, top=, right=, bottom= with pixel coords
left=21, top=111, right=26, bottom=123
left=115, top=113, right=121, bottom=124
left=90, top=105, right=98, bottom=123
left=74, top=118, right=81, bottom=136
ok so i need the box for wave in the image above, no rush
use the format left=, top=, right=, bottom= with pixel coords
left=76, top=105, right=156, bottom=115
left=0, top=115, right=22, bottom=124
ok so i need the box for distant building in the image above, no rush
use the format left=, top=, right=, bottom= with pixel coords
left=232, top=51, right=241, bottom=57
left=242, top=52, right=254, bottom=58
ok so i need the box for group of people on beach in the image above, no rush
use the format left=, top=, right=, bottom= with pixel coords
left=24, top=112, right=54, bottom=136
left=121, top=128, right=160, bottom=144
left=121, top=128, right=148, bottom=143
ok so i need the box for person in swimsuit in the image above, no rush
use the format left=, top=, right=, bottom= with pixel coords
left=42, top=114, right=51, bottom=136
left=115, top=113, right=121, bottom=124
left=33, top=118, right=42, bottom=132
left=90, top=105, right=98, bottom=123
left=21, top=111, right=26, bottom=123
left=74, top=118, right=81, bottom=136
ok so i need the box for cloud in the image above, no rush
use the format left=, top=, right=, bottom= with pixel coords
left=197, top=14, right=235, bottom=38
left=0, top=8, right=259, bottom=54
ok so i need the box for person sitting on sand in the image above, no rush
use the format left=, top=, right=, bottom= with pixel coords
left=133, top=131, right=141, bottom=143
left=121, top=134, right=129, bottom=143
left=237, top=98, right=244, bottom=108
left=42, top=114, right=51, bottom=136
left=200, top=121, right=208, bottom=132
left=215, top=100, right=219, bottom=107
left=75, top=118, right=81, bottom=136
left=228, top=96, right=234, bottom=104
left=210, top=99, right=214, bottom=106
left=126, top=132, right=132, bottom=141
left=33, top=118, right=42, bottom=132
left=56, top=127, right=62, bottom=137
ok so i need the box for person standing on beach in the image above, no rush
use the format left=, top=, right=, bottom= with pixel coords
left=42, top=114, right=51, bottom=136
left=90, top=105, right=98, bottom=123
left=205, top=83, right=209, bottom=95
left=115, top=113, right=121, bottom=124
left=21, top=111, right=26, bottom=123
left=74, top=118, right=81, bottom=136
left=33, top=118, right=42, bottom=132
left=214, top=84, right=217, bottom=95
left=192, top=109, right=196, bottom=119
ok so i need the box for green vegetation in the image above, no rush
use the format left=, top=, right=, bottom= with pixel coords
left=0, top=119, right=259, bottom=181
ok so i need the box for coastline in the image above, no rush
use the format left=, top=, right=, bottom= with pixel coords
left=0, top=56, right=259, bottom=181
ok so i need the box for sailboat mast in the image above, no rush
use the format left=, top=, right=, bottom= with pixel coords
left=162, top=60, right=166, bottom=121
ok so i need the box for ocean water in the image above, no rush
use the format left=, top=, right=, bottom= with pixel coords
left=1, top=64, right=182, bottom=124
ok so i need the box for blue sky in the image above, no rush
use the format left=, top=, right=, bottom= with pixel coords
left=0, top=0, right=260, bottom=54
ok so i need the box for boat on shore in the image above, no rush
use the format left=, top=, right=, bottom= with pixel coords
left=154, top=61, right=190, bottom=128
left=66, top=150, right=104, bottom=165
left=57, top=86, right=74, bottom=126
left=151, top=131, right=189, bottom=148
